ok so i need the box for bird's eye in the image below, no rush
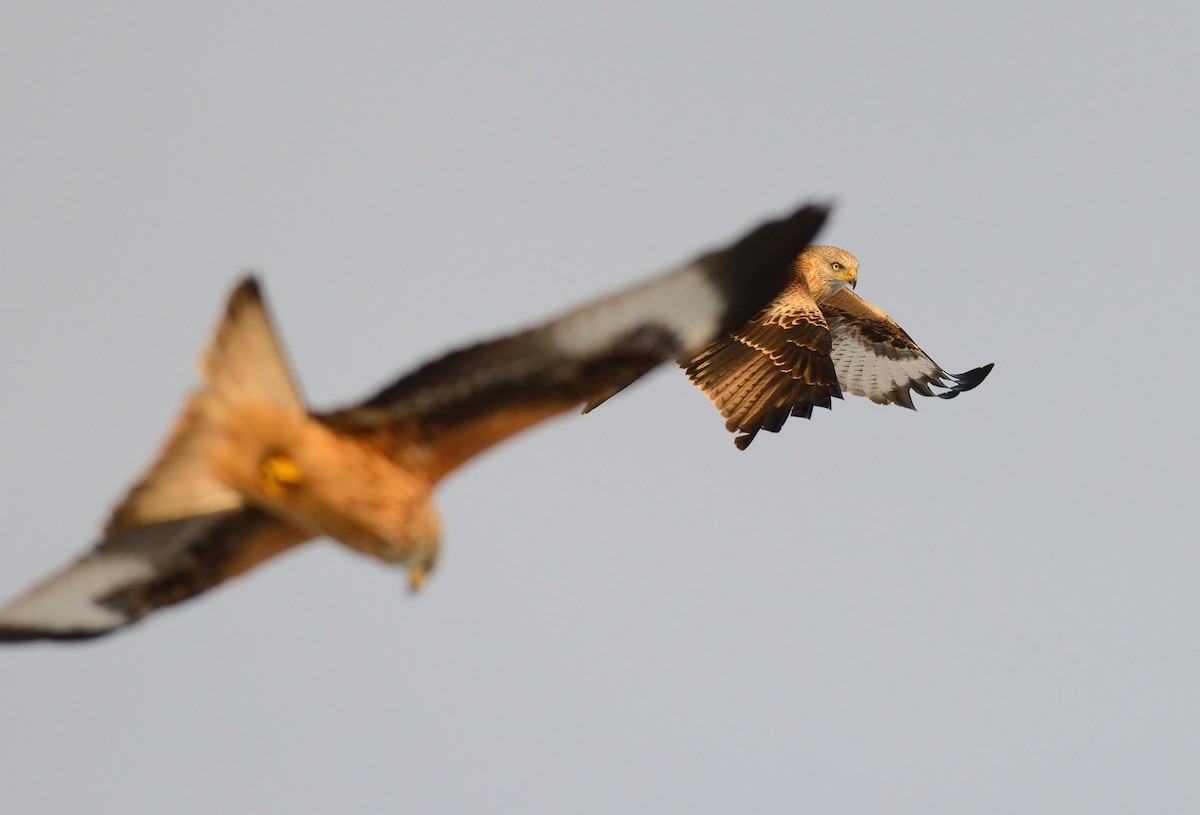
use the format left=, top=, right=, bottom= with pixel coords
left=831, top=262, right=843, bottom=270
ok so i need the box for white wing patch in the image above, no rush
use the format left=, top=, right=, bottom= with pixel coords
left=551, top=263, right=721, bottom=358
left=827, top=310, right=989, bottom=407
left=0, top=555, right=154, bottom=635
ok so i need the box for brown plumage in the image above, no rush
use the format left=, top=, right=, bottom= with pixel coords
left=683, top=245, right=993, bottom=449
left=0, top=203, right=828, bottom=641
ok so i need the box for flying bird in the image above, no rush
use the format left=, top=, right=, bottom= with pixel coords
left=587, top=245, right=992, bottom=449
left=0, top=204, right=829, bottom=642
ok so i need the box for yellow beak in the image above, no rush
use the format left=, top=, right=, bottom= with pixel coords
left=840, top=268, right=858, bottom=289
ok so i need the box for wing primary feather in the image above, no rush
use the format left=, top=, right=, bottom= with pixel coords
left=948, top=362, right=995, bottom=391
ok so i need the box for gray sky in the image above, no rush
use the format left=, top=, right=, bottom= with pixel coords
left=2, top=2, right=1197, bottom=812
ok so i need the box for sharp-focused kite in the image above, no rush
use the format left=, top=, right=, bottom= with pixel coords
left=589, top=245, right=992, bottom=449
left=0, top=204, right=828, bottom=642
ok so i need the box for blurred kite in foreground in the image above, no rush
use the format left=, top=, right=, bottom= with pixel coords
left=0, top=203, right=828, bottom=642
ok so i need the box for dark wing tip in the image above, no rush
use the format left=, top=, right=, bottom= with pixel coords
left=0, top=626, right=112, bottom=643
left=703, top=203, right=830, bottom=336
left=230, top=274, right=264, bottom=303
left=936, top=362, right=994, bottom=399
left=790, top=401, right=814, bottom=420
left=957, top=362, right=995, bottom=388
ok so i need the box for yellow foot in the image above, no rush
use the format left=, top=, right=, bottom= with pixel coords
left=258, top=453, right=303, bottom=497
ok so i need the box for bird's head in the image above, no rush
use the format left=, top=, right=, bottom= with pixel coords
left=800, top=245, right=859, bottom=300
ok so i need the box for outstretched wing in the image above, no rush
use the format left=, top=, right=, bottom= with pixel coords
left=0, top=510, right=309, bottom=641
left=108, top=278, right=306, bottom=532
left=0, top=279, right=313, bottom=642
left=684, top=285, right=842, bottom=450
left=319, top=203, right=830, bottom=482
left=821, top=288, right=993, bottom=408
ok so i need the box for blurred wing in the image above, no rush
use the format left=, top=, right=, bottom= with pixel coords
left=580, top=204, right=829, bottom=414
left=0, top=277, right=313, bottom=643
left=320, top=203, right=830, bottom=481
left=108, top=277, right=306, bottom=532
left=0, top=509, right=310, bottom=642
left=821, top=288, right=994, bottom=407
left=684, top=286, right=841, bottom=449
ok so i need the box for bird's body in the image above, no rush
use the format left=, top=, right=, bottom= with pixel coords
left=212, top=401, right=441, bottom=571
left=0, top=204, right=829, bottom=642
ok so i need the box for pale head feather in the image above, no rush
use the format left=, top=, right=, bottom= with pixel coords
left=796, top=245, right=859, bottom=302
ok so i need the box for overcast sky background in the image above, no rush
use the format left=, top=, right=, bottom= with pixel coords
left=2, top=3, right=1197, bottom=813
